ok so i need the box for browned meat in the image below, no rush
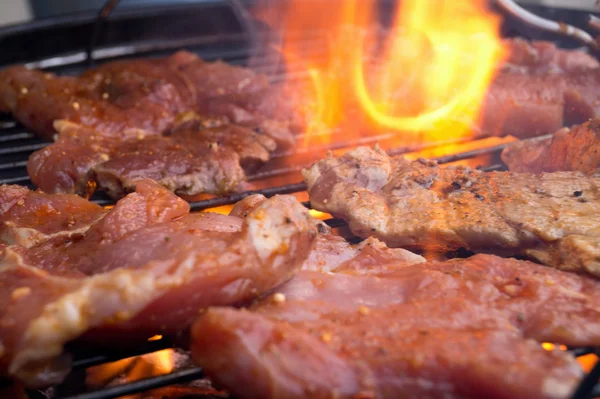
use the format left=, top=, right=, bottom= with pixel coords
left=28, top=118, right=276, bottom=198
left=0, top=51, right=298, bottom=146
left=0, top=181, right=317, bottom=387
left=304, top=146, right=600, bottom=277
left=0, top=184, right=105, bottom=247
left=192, top=254, right=599, bottom=399
left=502, top=119, right=600, bottom=174
left=230, top=194, right=426, bottom=272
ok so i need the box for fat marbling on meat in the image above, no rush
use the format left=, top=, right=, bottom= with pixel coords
left=304, top=146, right=600, bottom=277
left=0, top=180, right=317, bottom=387
left=191, top=253, right=600, bottom=399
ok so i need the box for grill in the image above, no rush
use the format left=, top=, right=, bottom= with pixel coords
left=0, top=1, right=599, bottom=398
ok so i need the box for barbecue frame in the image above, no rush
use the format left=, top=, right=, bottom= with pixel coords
left=0, top=1, right=598, bottom=398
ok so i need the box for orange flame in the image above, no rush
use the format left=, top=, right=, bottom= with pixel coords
left=262, top=0, right=506, bottom=149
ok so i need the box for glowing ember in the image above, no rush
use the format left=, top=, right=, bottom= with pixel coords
left=258, top=0, right=506, bottom=148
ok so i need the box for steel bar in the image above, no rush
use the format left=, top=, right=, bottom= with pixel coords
left=0, top=161, right=27, bottom=170
left=60, top=368, right=204, bottom=399
left=0, top=131, right=35, bottom=143
left=496, top=0, right=598, bottom=52
left=189, top=182, right=307, bottom=211
left=0, top=143, right=47, bottom=155
left=71, top=339, right=171, bottom=370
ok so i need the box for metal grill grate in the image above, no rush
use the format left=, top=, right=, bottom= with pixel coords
left=0, top=2, right=598, bottom=399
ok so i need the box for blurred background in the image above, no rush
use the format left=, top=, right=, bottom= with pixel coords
left=0, top=0, right=597, bottom=27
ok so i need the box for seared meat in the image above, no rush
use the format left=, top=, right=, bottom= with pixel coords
left=502, top=118, right=600, bottom=174
left=192, top=254, right=599, bottom=399
left=28, top=119, right=276, bottom=198
left=304, top=146, right=600, bottom=277
left=230, top=194, right=426, bottom=272
left=0, top=184, right=105, bottom=247
left=0, top=51, right=298, bottom=147
left=0, top=181, right=317, bottom=387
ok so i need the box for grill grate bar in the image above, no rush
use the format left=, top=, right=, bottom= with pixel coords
left=0, top=143, right=48, bottom=155
left=0, top=160, right=26, bottom=170
left=0, top=176, right=32, bottom=185
left=0, top=121, right=16, bottom=129
left=0, top=131, right=35, bottom=142
left=189, top=182, right=307, bottom=212
left=58, top=368, right=205, bottom=399
left=71, top=339, right=172, bottom=370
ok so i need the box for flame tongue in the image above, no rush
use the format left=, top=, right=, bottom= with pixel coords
left=265, top=0, right=506, bottom=148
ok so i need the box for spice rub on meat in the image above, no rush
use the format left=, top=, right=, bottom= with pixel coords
left=28, top=120, right=276, bottom=199
left=2, top=51, right=306, bottom=198
left=0, top=180, right=317, bottom=387
left=0, top=51, right=299, bottom=147
left=304, top=146, right=600, bottom=277
left=502, top=118, right=600, bottom=174
left=192, top=254, right=600, bottom=399
left=0, top=184, right=105, bottom=248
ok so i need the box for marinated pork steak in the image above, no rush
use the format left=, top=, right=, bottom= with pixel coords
left=0, top=184, right=105, bottom=247
left=502, top=118, right=600, bottom=174
left=28, top=119, right=276, bottom=198
left=0, top=181, right=317, bottom=387
left=304, top=146, right=600, bottom=277
left=192, top=254, right=599, bottom=399
left=0, top=51, right=298, bottom=147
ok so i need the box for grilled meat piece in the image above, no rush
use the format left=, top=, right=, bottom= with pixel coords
left=192, top=253, right=598, bottom=399
left=304, top=146, right=600, bottom=277
left=0, top=51, right=297, bottom=147
left=478, top=39, right=600, bottom=138
left=480, top=70, right=566, bottom=138
left=0, top=181, right=317, bottom=387
left=230, top=194, right=426, bottom=272
left=502, top=118, right=600, bottom=174
left=504, top=38, right=599, bottom=72
left=28, top=119, right=276, bottom=198
left=0, top=53, right=192, bottom=140
left=0, top=184, right=105, bottom=247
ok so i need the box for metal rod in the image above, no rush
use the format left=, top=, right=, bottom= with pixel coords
left=189, top=182, right=307, bottom=211
left=495, top=0, right=598, bottom=52
left=86, top=0, right=121, bottom=67
left=0, top=176, right=30, bottom=185
left=0, top=132, right=35, bottom=143
left=0, top=143, right=48, bottom=155
left=60, top=367, right=204, bottom=399
left=71, top=339, right=172, bottom=370
left=0, top=161, right=27, bottom=171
